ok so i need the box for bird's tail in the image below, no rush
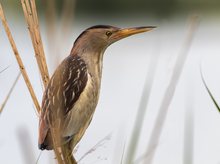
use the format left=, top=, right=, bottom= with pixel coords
left=38, top=130, right=53, bottom=150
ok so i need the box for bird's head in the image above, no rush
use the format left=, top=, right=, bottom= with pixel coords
left=72, top=25, right=156, bottom=54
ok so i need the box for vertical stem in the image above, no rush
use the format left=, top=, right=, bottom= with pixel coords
left=183, top=67, right=195, bottom=164
left=144, top=16, right=199, bottom=164
left=124, top=41, right=160, bottom=164
left=21, top=0, right=50, bottom=87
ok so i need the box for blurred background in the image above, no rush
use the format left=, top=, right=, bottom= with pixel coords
left=1, top=0, right=220, bottom=164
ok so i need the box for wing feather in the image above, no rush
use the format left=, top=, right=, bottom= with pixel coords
left=38, top=55, right=88, bottom=148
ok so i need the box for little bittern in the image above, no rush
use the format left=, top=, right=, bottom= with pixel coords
left=38, top=25, right=155, bottom=157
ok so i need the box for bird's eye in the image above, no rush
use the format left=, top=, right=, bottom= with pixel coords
left=105, top=31, right=112, bottom=37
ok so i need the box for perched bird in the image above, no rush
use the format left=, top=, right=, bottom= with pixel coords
left=38, top=25, right=155, bottom=161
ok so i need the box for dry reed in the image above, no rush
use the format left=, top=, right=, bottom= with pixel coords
left=59, top=0, right=76, bottom=42
left=0, top=3, right=41, bottom=114
left=43, top=0, right=58, bottom=69
left=21, top=0, right=50, bottom=88
left=44, top=0, right=76, bottom=68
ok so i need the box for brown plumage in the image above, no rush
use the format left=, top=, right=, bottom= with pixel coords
left=38, top=25, right=155, bottom=157
left=39, top=55, right=88, bottom=149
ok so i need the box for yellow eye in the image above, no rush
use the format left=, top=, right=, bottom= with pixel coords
left=106, top=31, right=112, bottom=37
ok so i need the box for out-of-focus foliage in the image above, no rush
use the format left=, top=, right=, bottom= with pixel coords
left=2, top=0, right=220, bottom=18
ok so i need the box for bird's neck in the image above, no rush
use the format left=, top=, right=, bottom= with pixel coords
left=84, top=51, right=104, bottom=77
left=71, top=47, right=105, bottom=84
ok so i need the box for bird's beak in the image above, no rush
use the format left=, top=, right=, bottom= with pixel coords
left=112, top=26, right=156, bottom=41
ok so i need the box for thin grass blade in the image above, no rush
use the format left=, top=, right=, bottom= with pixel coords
left=0, top=66, right=10, bottom=74
left=78, top=133, right=112, bottom=163
left=183, top=71, right=195, bottom=164
left=0, top=73, right=21, bottom=114
left=200, top=65, right=220, bottom=112
left=143, top=16, right=199, bottom=164
left=124, top=31, right=160, bottom=164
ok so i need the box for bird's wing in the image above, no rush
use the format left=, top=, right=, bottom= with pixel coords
left=38, top=55, right=88, bottom=146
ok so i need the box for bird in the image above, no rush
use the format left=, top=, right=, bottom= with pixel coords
left=38, top=25, right=155, bottom=163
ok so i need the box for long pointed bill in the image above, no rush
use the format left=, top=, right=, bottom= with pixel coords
left=112, top=26, right=156, bottom=41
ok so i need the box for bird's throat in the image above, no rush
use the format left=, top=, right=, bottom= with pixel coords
left=81, top=50, right=104, bottom=83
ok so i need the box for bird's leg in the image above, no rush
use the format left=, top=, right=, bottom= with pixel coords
left=53, top=148, right=64, bottom=164
left=49, top=123, right=65, bottom=164
left=61, top=143, right=77, bottom=164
